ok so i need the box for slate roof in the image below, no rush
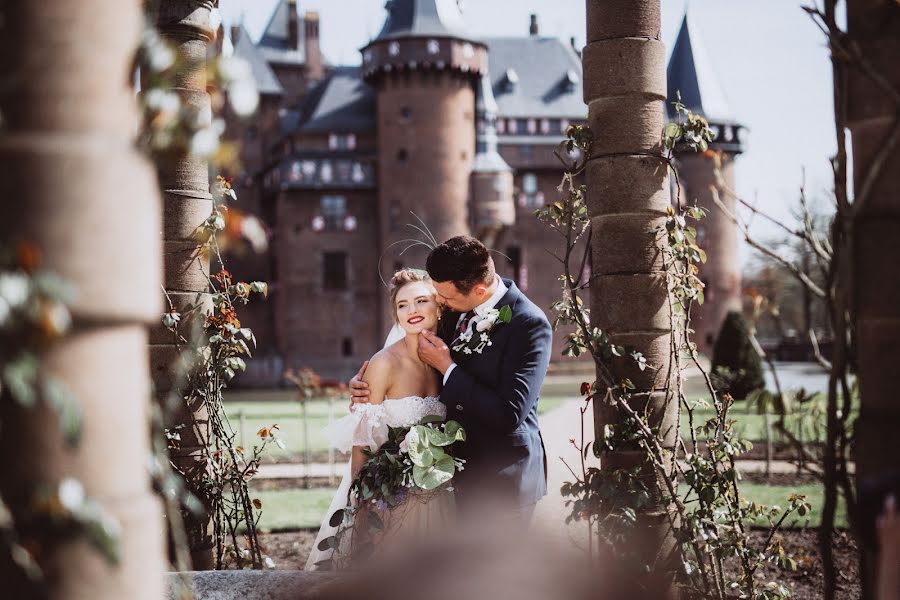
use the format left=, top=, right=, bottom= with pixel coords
left=258, top=0, right=306, bottom=65
left=666, top=11, right=734, bottom=123
left=485, top=36, right=586, bottom=119
left=375, top=0, right=474, bottom=42
left=294, top=67, right=375, bottom=133
left=232, top=25, right=283, bottom=96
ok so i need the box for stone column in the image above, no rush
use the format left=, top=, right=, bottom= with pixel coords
left=0, top=1, right=165, bottom=598
left=583, top=0, right=678, bottom=576
left=147, top=0, right=217, bottom=568
left=846, top=0, right=900, bottom=595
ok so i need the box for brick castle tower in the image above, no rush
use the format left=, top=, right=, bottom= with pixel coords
left=361, top=0, right=489, bottom=332
left=667, top=11, right=746, bottom=353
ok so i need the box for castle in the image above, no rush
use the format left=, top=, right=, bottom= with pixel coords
left=225, top=0, right=744, bottom=385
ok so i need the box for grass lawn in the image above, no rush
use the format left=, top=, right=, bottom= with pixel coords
left=224, top=388, right=573, bottom=457
left=251, top=488, right=337, bottom=531
left=250, top=482, right=841, bottom=532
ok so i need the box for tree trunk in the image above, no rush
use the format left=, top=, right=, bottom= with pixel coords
left=846, top=1, right=900, bottom=596
left=583, top=0, right=678, bottom=583
left=146, top=0, right=217, bottom=569
left=0, top=1, right=166, bottom=597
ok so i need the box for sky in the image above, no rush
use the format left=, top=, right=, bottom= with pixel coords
left=218, top=0, right=838, bottom=265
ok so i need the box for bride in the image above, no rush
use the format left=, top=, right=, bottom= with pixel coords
left=305, top=269, right=454, bottom=570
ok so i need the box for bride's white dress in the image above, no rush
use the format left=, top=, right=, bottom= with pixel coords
left=305, top=395, right=454, bottom=570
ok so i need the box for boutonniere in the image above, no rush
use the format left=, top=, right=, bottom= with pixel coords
left=450, top=305, right=513, bottom=359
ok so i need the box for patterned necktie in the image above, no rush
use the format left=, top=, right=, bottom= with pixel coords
left=455, top=312, right=474, bottom=337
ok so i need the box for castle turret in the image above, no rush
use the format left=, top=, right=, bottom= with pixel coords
left=471, top=72, right=514, bottom=247
left=667, top=10, right=746, bottom=353
left=362, top=0, right=488, bottom=295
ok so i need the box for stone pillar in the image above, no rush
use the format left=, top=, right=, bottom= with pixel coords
left=846, top=0, right=900, bottom=595
left=583, top=0, right=678, bottom=576
left=0, top=1, right=165, bottom=598
left=147, top=0, right=217, bottom=568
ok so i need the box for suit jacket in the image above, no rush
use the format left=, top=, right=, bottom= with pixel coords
left=437, top=279, right=552, bottom=507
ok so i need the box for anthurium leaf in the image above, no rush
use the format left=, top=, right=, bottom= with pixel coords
left=413, top=454, right=455, bottom=490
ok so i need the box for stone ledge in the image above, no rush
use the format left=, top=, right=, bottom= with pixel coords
left=167, top=571, right=342, bottom=600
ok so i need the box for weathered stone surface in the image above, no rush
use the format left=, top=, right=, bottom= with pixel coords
left=585, top=155, right=670, bottom=216
left=590, top=273, right=670, bottom=332
left=590, top=214, right=666, bottom=275
left=582, top=38, right=667, bottom=102
left=0, top=146, right=163, bottom=322
left=586, top=0, right=661, bottom=41
left=166, top=571, right=342, bottom=600
left=162, top=192, right=214, bottom=239
left=588, top=96, right=665, bottom=156
left=163, top=240, right=212, bottom=292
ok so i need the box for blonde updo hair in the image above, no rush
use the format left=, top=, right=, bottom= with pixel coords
left=389, top=268, right=436, bottom=324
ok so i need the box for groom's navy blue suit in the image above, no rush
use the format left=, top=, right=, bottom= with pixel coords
left=437, top=279, right=551, bottom=508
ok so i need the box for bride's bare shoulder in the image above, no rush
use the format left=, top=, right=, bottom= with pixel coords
left=362, top=347, right=399, bottom=384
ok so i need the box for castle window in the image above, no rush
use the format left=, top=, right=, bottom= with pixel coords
left=397, top=148, right=408, bottom=162
left=526, top=119, right=537, bottom=134
left=522, top=172, right=543, bottom=208
left=320, top=195, right=347, bottom=231
left=496, top=119, right=505, bottom=134
left=560, top=118, right=570, bottom=133
left=462, top=43, right=475, bottom=59
left=328, top=133, right=357, bottom=151
left=427, top=39, right=440, bottom=54
left=400, top=106, right=412, bottom=121
left=389, top=41, right=400, bottom=56
left=539, top=119, right=550, bottom=134
left=323, top=252, right=348, bottom=290
left=507, top=119, right=519, bottom=134
left=342, top=337, right=354, bottom=357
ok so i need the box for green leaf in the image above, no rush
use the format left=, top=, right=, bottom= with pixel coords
left=443, top=420, right=466, bottom=442
left=412, top=453, right=455, bottom=490
left=43, top=377, right=82, bottom=446
left=498, top=305, right=513, bottom=323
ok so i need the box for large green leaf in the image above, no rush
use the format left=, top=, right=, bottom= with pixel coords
left=412, top=453, right=455, bottom=490
left=444, top=420, right=466, bottom=442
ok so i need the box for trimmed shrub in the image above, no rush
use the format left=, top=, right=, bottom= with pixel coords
left=710, top=311, right=765, bottom=400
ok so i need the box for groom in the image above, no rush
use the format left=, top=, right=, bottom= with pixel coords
left=351, top=235, right=552, bottom=521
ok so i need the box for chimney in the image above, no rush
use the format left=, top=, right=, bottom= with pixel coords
left=304, top=11, right=324, bottom=81
left=529, top=13, right=539, bottom=36
left=231, top=24, right=240, bottom=46
left=287, top=0, right=300, bottom=50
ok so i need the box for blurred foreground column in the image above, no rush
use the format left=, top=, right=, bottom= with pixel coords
left=846, top=0, right=900, bottom=596
left=146, top=0, right=216, bottom=568
left=0, top=1, right=165, bottom=598
left=583, top=0, right=679, bottom=584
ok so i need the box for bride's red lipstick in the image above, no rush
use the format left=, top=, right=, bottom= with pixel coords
left=407, top=316, right=424, bottom=325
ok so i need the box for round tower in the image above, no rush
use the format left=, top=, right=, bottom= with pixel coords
left=471, top=71, right=515, bottom=248
left=362, top=0, right=488, bottom=287
left=667, top=10, right=746, bottom=354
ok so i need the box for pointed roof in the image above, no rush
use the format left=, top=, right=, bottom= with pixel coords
left=232, top=25, right=283, bottom=96
left=666, top=11, right=734, bottom=123
left=258, top=0, right=306, bottom=65
left=473, top=72, right=511, bottom=173
left=374, top=0, right=474, bottom=41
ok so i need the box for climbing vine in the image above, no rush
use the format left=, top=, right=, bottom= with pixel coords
left=540, top=113, right=810, bottom=599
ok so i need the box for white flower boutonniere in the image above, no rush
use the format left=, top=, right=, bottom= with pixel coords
left=450, top=305, right=512, bottom=360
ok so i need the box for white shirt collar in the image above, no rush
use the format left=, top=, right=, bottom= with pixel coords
left=473, top=277, right=508, bottom=317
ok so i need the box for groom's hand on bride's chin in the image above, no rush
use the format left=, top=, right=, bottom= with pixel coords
left=348, top=360, right=370, bottom=407
left=418, top=330, right=452, bottom=374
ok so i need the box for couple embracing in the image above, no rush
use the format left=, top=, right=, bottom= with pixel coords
left=306, top=236, right=552, bottom=570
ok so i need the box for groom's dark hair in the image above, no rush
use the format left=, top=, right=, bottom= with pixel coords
left=426, top=235, right=493, bottom=294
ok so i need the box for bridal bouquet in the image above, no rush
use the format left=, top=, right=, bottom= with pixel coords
left=350, top=416, right=466, bottom=510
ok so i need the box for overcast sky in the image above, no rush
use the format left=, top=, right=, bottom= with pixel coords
left=219, top=0, right=838, bottom=265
